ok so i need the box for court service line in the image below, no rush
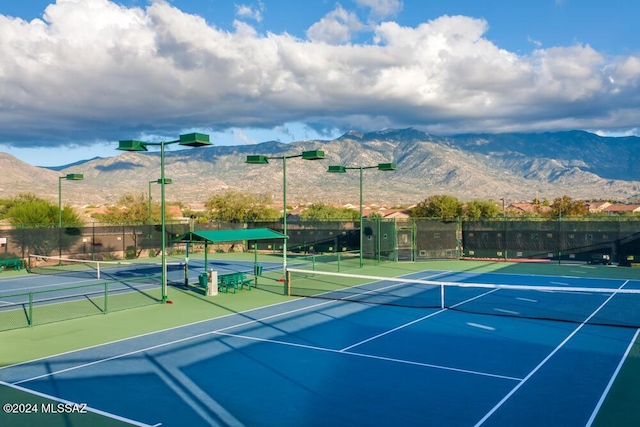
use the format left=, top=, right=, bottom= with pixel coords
left=586, top=327, right=640, bottom=426
left=0, top=380, right=154, bottom=427
left=340, top=286, right=501, bottom=352
left=11, top=298, right=340, bottom=385
left=1, top=278, right=103, bottom=293
left=0, top=283, right=159, bottom=309
left=0, top=286, right=335, bottom=372
left=473, top=280, right=631, bottom=427
left=212, top=331, right=522, bottom=382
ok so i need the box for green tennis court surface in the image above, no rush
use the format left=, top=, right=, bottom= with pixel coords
left=1, top=258, right=639, bottom=426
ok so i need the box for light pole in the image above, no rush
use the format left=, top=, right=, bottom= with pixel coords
left=58, top=173, right=84, bottom=260
left=246, top=150, right=325, bottom=290
left=148, top=178, right=172, bottom=224
left=558, top=202, right=562, bottom=265
left=118, top=133, right=211, bottom=303
left=327, top=163, right=396, bottom=267
left=500, top=198, right=507, bottom=261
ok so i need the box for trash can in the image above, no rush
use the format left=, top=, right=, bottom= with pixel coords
left=254, top=264, right=263, bottom=276
left=198, top=273, right=208, bottom=288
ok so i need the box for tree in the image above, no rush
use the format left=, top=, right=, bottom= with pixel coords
left=205, top=190, right=280, bottom=222
left=7, top=193, right=83, bottom=227
left=90, top=193, right=184, bottom=259
left=464, top=199, right=501, bottom=220
left=548, top=195, right=588, bottom=218
left=299, top=204, right=360, bottom=221
left=91, top=193, right=184, bottom=224
left=0, top=197, right=13, bottom=220
left=410, top=195, right=462, bottom=220
left=5, top=193, right=84, bottom=257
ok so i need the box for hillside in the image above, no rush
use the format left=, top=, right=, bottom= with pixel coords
left=1, top=130, right=639, bottom=206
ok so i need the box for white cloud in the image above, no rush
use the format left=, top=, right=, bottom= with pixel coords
left=355, top=0, right=403, bottom=20
left=593, top=128, right=639, bottom=137
left=235, top=2, right=265, bottom=23
left=0, top=0, right=638, bottom=150
left=527, top=36, right=542, bottom=48
left=306, top=5, right=364, bottom=44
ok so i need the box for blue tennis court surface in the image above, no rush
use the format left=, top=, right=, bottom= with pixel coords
left=1, top=267, right=638, bottom=426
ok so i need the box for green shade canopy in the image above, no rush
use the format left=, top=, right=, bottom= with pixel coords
left=172, top=228, right=288, bottom=244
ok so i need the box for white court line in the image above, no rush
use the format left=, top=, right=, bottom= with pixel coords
left=340, top=283, right=501, bottom=352
left=1, top=267, right=430, bottom=374
left=9, top=274, right=513, bottom=387
left=7, top=267, right=635, bottom=423
left=473, top=280, right=631, bottom=427
left=11, top=298, right=338, bottom=384
left=0, top=292, right=331, bottom=373
left=3, top=269, right=462, bottom=381
left=586, top=328, right=640, bottom=426
left=211, top=331, right=522, bottom=382
left=0, top=278, right=100, bottom=293
left=0, top=282, right=160, bottom=311
left=0, top=380, right=154, bottom=427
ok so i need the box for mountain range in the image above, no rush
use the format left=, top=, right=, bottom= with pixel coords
left=1, top=129, right=639, bottom=207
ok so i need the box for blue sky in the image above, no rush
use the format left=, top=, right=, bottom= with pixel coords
left=0, top=0, right=638, bottom=166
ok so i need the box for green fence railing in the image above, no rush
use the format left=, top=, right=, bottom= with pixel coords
left=0, top=278, right=162, bottom=332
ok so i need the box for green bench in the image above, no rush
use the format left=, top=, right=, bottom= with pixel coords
left=218, top=272, right=253, bottom=293
left=0, top=258, right=23, bottom=271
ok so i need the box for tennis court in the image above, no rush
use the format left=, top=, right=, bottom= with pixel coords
left=1, top=260, right=639, bottom=426
left=0, top=256, right=287, bottom=331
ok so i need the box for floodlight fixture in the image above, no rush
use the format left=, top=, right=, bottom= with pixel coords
left=325, top=161, right=397, bottom=267
left=116, top=133, right=212, bottom=303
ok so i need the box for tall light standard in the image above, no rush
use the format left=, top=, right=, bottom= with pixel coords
left=148, top=178, right=172, bottom=224
left=327, top=163, right=396, bottom=267
left=500, top=198, right=507, bottom=261
left=558, top=201, right=562, bottom=265
left=58, top=173, right=84, bottom=260
left=118, top=133, right=211, bottom=303
left=245, top=150, right=325, bottom=289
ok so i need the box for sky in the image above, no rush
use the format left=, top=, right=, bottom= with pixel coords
left=0, top=0, right=639, bottom=167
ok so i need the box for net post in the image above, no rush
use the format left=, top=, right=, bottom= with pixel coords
left=440, top=283, right=445, bottom=309
left=184, top=262, right=189, bottom=288
left=97, top=261, right=101, bottom=280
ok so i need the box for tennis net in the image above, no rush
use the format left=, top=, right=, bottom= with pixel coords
left=286, top=268, right=640, bottom=328
left=28, top=254, right=185, bottom=283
